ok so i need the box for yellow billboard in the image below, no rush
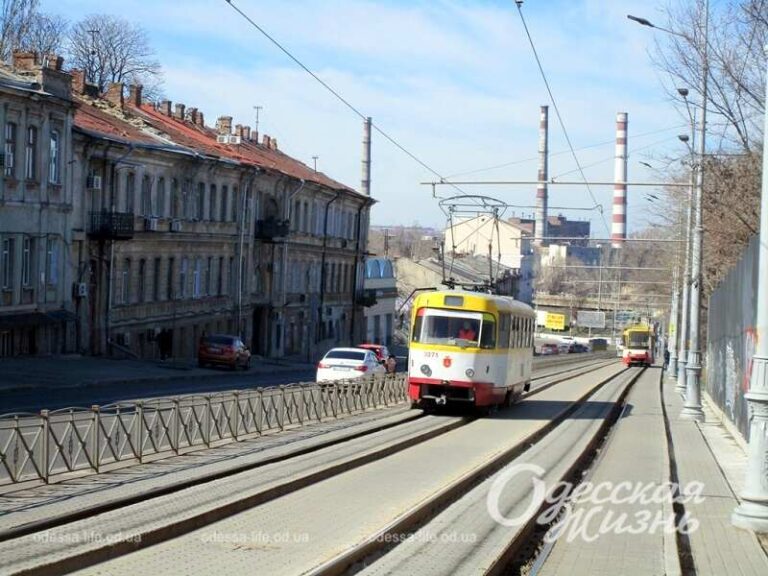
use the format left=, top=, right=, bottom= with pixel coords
left=545, top=312, right=566, bottom=331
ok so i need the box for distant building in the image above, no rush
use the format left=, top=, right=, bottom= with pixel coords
left=363, top=258, right=397, bottom=346
left=508, top=214, right=591, bottom=246
left=541, top=244, right=601, bottom=267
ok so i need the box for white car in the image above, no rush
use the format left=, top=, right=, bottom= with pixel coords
left=316, top=347, right=386, bottom=382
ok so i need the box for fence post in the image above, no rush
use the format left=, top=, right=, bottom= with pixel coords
left=91, top=405, right=101, bottom=474
left=40, top=409, right=50, bottom=484
left=205, top=396, right=212, bottom=448
left=232, top=392, right=240, bottom=441
left=136, top=402, right=144, bottom=464
left=172, top=398, right=180, bottom=454
left=279, top=386, right=286, bottom=431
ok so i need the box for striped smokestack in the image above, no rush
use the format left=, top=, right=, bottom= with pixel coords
left=535, top=105, right=549, bottom=246
left=612, top=112, right=628, bottom=248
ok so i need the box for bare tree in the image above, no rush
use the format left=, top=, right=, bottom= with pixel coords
left=18, top=12, right=67, bottom=56
left=0, top=0, right=38, bottom=62
left=66, top=14, right=162, bottom=98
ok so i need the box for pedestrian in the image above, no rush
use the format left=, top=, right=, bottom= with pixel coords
left=663, top=347, right=670, bottom=371
left=385, top=354, right=397, bottom=374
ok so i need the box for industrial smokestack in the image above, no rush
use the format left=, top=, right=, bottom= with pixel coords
left=536, top=105, right=549, bottom=246
left=612, top=112, right=628, bottom=249
left=361, top=117, right=372, bottom=196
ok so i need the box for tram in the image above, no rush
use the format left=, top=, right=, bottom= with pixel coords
left=407, top=290, right=535, bottom=409
left=621, top=324, right=655, bottom=367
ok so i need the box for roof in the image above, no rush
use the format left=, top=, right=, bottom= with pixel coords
left=74, top=99, right=167, bottom=146
left=127, top=102, right=363, bottom=196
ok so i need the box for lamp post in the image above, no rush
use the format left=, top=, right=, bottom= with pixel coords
left=627, top=4, right=707, bottom=420
left=732, top=45, right=768, bottom=533
left=677, top=129, right=695, bottom=394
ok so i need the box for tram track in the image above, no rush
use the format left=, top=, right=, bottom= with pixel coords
left=0, top=356, right=620, bottom=576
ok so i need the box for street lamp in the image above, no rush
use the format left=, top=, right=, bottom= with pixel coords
left=676, top=128, right=695, bottom=394
left=628, top=6, right=706, bottom=421
left=732, top=46, right=768, bottom=533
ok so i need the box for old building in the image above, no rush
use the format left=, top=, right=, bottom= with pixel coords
left=363, top=258, right=397, bottom=346
left=0, top=52, right=77, bottom=357
left=508, top=214, right=591, bottom=246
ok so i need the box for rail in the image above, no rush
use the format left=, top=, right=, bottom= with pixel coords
left=0, top=374, right=408, bottom=486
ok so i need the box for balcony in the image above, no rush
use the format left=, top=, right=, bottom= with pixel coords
left=358, top=289, right=378, bottom=308
left=254, top=218, right=289, bottom=241
left=88, top=211, right=135, bottom=240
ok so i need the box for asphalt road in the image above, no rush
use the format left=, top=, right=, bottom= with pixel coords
left=0, top=369, right=317, bottom=414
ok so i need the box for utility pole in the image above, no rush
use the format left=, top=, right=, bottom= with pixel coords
left=732, top=44, right=768, bottom=533
left=680, top=0, right=708, bottom=422
left=312, top=156, right=318, bottom=172
left=253, top=106, right=263, bottom=135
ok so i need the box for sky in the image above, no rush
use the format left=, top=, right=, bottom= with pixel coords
left=39, top=0, right=693, bottom=235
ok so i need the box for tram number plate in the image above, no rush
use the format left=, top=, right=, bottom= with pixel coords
left=423, top=352, right=438, bottom=358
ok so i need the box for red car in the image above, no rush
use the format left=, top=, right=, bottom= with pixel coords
left=198, top=334, right=251, bottom=370
left=356, top=343, right=390, bottom=364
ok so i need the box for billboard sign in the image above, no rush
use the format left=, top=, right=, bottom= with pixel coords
left=577, top=310, right=606, bottom=329
left=544, top=312, right=566, bottom=331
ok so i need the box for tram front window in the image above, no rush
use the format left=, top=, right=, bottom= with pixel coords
left=413, top=311, right=496, bottom=349
left=625, top=333, right=650, bottom=348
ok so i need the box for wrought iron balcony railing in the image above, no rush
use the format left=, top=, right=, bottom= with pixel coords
left=88, top=211, right=135, bottom=240
left=254, top=218, right=289, bottom=241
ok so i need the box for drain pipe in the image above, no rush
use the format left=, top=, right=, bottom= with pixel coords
left=318, top=191, right=342, bottom=343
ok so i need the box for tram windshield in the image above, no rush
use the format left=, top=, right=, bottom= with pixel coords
left=412, top=309, right=496, bottom=349
left=624, top=332, right=651, bottom=348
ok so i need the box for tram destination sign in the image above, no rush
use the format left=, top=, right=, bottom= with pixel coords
left=577, top=310, right=606, bottom=329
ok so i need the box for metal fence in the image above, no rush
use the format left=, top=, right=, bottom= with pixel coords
left=0, top=374, right=408, bottom=486
left=706, top=235, right=759, bottom=440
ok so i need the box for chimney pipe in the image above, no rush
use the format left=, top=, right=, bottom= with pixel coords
left=174, top=103, right=186, bottom=120
left=612, top=112, right=628, bottom=249
left=361, top=116, right=372, bottom=196
left=161, top=100, right=172, bottom=116
left=104, top=83, right=124, bottom=108
left=536, top=105, right=549, bottom=246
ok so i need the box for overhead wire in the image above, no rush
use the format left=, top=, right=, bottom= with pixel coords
left=514, top=1, right=610, bottom=236
left=223, top=0, right=477, bottom=203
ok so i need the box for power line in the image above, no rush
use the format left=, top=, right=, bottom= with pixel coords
left=514, top=1, right=610, bottom=236
left=223, top=0, right=473, bottom=201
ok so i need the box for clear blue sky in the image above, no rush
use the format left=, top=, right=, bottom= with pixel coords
left=41, top=0, right=691, bottom=236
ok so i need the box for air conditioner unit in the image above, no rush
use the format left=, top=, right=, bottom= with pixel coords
left=74, top=282, right=88, bottom=298
left=144, top=216, right=158, bottom=231
left=228, top=135, right=242, bottom=145
left=86, top=174, right=102, bottom=190
left=170, top=219, right=183, bottom=232
left=216, top=135, right=229, bottom=144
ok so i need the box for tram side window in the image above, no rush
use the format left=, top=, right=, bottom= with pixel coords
left=479, top=313, right=497, bottom=349
left=411, top=309, right=424, bottom=342
left=528, top=318, right=534, bottom=347
left=499, top=313, right=511, bottom=349
left=512, top=316, right=520, bottom=348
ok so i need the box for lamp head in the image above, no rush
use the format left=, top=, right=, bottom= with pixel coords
left=678, top=134, right=690, bottom=142
left=627, top=14, right=654, bottom=27
left=677, top=87, right=689, bottom=98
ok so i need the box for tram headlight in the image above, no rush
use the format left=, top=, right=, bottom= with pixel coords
left=465, top=368, right=475, bottom=378
left=420, top=364, right=432, bottom=377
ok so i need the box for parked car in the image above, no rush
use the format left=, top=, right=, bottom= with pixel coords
left=569, top=343, right=590, bottom=353
left=356, top=343, right=391, bottom=364
left=540, top=343, right=559, bottom=355
left=198, top=334, right=251, bottom=370
left=316, top=347, right=386, bottom=382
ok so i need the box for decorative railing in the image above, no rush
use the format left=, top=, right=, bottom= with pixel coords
left=0, top=374, right=408, bottom=485
left=88, top=211, right=135, bottom=240
left=254, top=218, right=289, bottom=240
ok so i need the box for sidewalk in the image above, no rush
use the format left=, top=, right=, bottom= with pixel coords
left=0, top=355, right=317, bottom=392
left=539, top=368, right=768, bottom=575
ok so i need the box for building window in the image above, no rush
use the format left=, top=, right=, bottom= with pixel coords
left=166, top=257, right=174, bottom=300
left=21, top=237, right=32, bottom=287
left=197, top=182, right=205, bottom=220
left=121, top=258, right=130, bottom=304
left=217, top=257, right=223, bottom=295
left=180, top=257, right=188, bottom=299
left=222, top=185, right=229, bottom=222
left=46, top=237, right=58, bottom=286
left=2, top=238, right=14, bottom=290
left=232, top=186, right=239, bottom=222
left=137, top=259, right=146, bottom=303
left=229, top=257, right=235, bottom=296
left=171, top=178, right=180, bottom=218
left=141, top=175, right=152, bottom=216
left=157, top=177, right=166, bottom=217
left=25, top=126, right=37, bottom=180
left=48, top=130, right=60, bottom=184
left=193, top=258, right=201, bottom=298
left=206, top=257, right=212, bottom=296
left=4, top=122, right=16, bottom=177
left=125, top=172, right=135, bottom=213
left=209, top=184, right=217, bottom=221
left=153, top=257, right=161, bottom=301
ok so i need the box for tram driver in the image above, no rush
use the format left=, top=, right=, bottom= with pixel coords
left=457, top=320, right=478, bottom=342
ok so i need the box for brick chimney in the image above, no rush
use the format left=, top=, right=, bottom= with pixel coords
left=128, top=84, right=143, bottom=107
left=250, top=129, right=259, bottom=143
left=174, top=103, right=186, bottom=120
left=160, top=100, right=172, bottom=116
left=42, top=53, right=63, bottom=70
left=270, top=138, right=278, bottom=150
left=187, top=107, right=198, bottom=124
left=71, top=69, right=86, bottom=95
left=262, top=134, right=271, bottom=148
left=104, top=82, right=124, bottom=107
left=197, top=112, right=205, bottom=127
left=235, top=124, right=243, bottom=139
left=243, top=125, right=251, bottom=140
left=216, top=116, right=232, bottom=135
left=12, top=50, right=37, bottom=71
